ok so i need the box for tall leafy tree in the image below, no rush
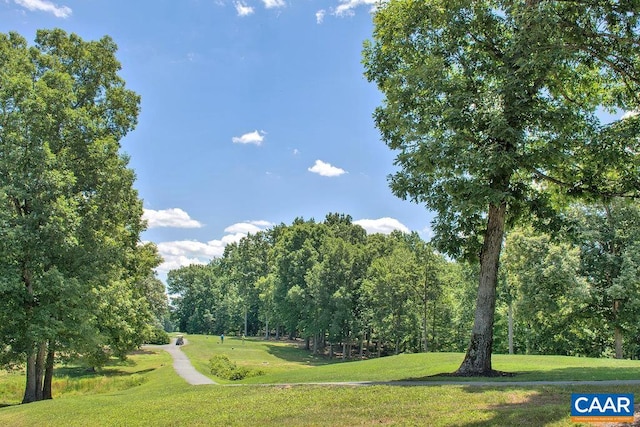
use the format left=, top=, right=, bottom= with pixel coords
left=223, top=231, right=270, bottom=336
left=0, top=29, right=148, bottom=402
left=501, top=226, right=589, bottom=355
left=272, top=219, right=324, bottom=341
left=571, top=200, right=640, bottom=358
left=168, top=261, right=233, bottom=335
left=363, top=0, right=640, bottom=374
left=364, top=245, right=421, bottom=355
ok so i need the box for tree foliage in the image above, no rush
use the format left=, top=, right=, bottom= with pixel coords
left=362, top=0, right=640, bottom=374
left=169, top=214, right=462, bottom=357
left=0, top=29, right=162, bottom=403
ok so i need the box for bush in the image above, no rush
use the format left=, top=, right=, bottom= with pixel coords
left=209, top=355, right=265, bottom=380
left=144, top=327, right=170, bottom=345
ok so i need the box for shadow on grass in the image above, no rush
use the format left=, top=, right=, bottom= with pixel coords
left=54, top=366, right=156, bottom=379
left=457, top=386, right=571, bottom=427
left=402, top=365, right=640, bottom=383
left=509, top=366, right=640, bottom=382
left=263, top=341, right=337, bottom=367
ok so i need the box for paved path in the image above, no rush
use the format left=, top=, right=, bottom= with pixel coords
left=146, top=341, right=640, bottom=389
left=149, top=338, right=216, bottom=385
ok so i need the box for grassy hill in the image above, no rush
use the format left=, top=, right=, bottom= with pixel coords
left=1, top=335, right=640, bottom=426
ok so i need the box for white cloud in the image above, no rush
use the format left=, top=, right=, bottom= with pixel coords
left=354, top=217, right=410, bottom=235
left=155, top=220, right=273, bottom=274
left=224, top=220, right=274, bottom=235
left=156, top=240, right=224, bottom=273
left=333, top=0, right=380, bottom=17
left=308, top=159, right=347, bottom=177
left=232, top=130, right=265, bottom=145
left=262, top=0, right=285, bottom=8
left=622, top=110, right=639, bottom=120
left=234, top=1, right=254, bottom=16
left=143, top=208, right=203, bottom=229
left=315, top=9, right=326, bottom=24
left=14, top=0, right=71, bottom=18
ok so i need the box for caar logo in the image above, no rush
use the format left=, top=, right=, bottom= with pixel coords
left=571, top=393, right=634, bottom=423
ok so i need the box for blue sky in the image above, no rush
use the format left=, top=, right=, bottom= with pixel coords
left=1, top=0, right=434, bottom=277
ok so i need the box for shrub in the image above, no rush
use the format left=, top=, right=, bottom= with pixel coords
left=209, top=355, right=265, bottom=380
left=144, top=327, right=170, bottom=345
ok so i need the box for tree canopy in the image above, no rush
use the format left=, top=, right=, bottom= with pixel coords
left=0, top=29, right=161, bottom=403
left=363, top=0, right=640, bottom=374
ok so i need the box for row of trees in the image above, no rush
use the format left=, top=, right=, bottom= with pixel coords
left=169, top=213, right=474, bottom=356
left=168, top=201, right=640, bottom=360
left=0, top=30, right=168, bottom=403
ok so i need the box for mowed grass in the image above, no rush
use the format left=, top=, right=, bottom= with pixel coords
left=180, top=334, right=334, bottom=383
left=0, top=350, right=164, bottom=406
left=181, top=334, right=640, bottom=384
left=2, top=335, right=640, bottom=426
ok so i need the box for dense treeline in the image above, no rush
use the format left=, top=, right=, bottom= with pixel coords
left=169, top=201, right=640, bottom=359
left=168, top=213, right=475, bottom=356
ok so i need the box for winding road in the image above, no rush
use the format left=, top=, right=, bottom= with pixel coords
left=152, top=338, right=216, bottom=385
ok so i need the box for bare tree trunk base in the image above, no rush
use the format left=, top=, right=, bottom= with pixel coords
left=443, top=370, right=515, bottom=378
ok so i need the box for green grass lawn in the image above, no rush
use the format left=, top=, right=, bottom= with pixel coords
left=181, top=334, right=640, bottom=384
left=2, top=335, right=640, bottom=426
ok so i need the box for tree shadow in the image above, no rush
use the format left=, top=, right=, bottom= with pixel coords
left=396, top=371, right=519, bottom=384
left=401, top=365, right=640, bottom=383
left=454, top=386, right=571, bottom=427
left=503, top=366, right=640, bottom=382
left=54, top=365, right=156, bottom=379
left=263, top=341, right=338, bottom=367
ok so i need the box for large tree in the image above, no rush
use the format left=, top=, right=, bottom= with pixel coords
left=501, top=226, right=589, bottom=355
left=363, top=0, right=640, bottom=374
left=0, top=29, right=151, bottom=402
left=571, top=199, right=640, bottom=358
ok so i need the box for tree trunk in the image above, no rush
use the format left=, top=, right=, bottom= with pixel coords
left=243, top=307, right=248, bottom=338
left=22, top=352, right=37, bottom=404
left=43, top=345, right=55, bottom=400
left=615, top=326, right=623, bottom=359
left=422, top=301, right=429, bottom=352
left=508, top=302, right=514, bottom=355
left=432, top=299, right=437, bottom=351
left=21, top=264, right=39, bottom=404
left=455, top=202, right=507, bottom=376
left=614, top=299, right=623, bottom=359
left=34, top=343, right=46, bottom=401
